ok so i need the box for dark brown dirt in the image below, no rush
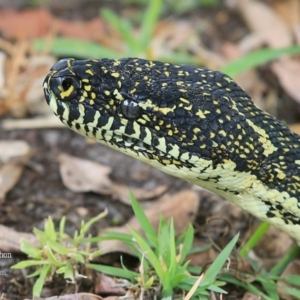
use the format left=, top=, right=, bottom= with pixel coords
left=1, top=1, right=299, bottom=299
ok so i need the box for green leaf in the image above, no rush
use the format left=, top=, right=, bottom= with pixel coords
left=32, top=264, right=51, bottom=297
left=139, top=0, right=163, bottom=51
left=129, top=191, right=157, bottom=247
left=269, top=244, right=300, bottom=276
left=207, top=283, right=227, bottom=293
left=79, top=209, right=108, bottom=240
left=178, top=224, right=194, bottom=264
left=62, top=264, right=75, bottom=281
left=68, top=252, right=85, bottom=263
left=44, top=216, right=57, bottom=241
left=284, top=275, right=300, bottom=287
left=59, top=216, right=66, bottom=237
left=32, top=37, right=120, bottom=59
left=27, top=267, right=44, bottom=278
left=170, top=272, right=189, bottom=287
left=101, top=8, right=138, bottom=53
left=45, top=244, right=64, bottom=267
left=222, top=45, right=300, bottom=77
left=239, top=222, right=270, bottom=257
left=204, top=233, right=239, bottom=283
left=129, top=227, right=164, bottom=279
left=11, top=260, right=49, bottom=269
left=165, top=219, right=177, bottom=276
left=219, top=274, right=272, bottom=300
left=258, top=278, right=279, bottom=300
left=281, top=286, right=300, bottom=298
left=19, top=238, right=43, bottom=259
left=88, top=249, right=104, bottom=260
left=47, top=240, right=71, bottom=255
left=92, top=230, right=133, bottom=243
left=87, top=263, right=139, bottom=281
left=33, top=228, right=48, bottom=246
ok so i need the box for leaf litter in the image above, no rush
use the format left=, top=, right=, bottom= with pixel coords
left=1, top=2, right=300, bottom=299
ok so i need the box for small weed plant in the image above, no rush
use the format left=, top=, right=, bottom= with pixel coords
left=12, top=192, right=300, bottom=299
left=12, top=211, right=107, bottom=297
left=89, top=193, right=239, bottom=299
left=12, top=193, right=239, bottom=299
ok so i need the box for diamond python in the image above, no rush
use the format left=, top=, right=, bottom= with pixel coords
left=43, top=57, right=300, bottom=241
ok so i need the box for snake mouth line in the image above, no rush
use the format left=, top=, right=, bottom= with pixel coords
left=57, top=111, right=169, bottom=159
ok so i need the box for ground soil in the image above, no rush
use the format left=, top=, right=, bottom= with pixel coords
left=1, top=1, right=300, bottom=299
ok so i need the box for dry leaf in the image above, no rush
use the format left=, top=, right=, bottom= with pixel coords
left=0, top=140, right=30, bottom=161
left=58, top=153, right=167, bottom=203
left=94, top=274, right=126, bottom=295
left=271, top=58, right=300, bottom=103
left=26, top=293, right=103, bottom=300
left=272, top=0, right=300, bottom=30
left=0, top=224, right=38, bottom=252
left=0, top=161, right=24, bottom=202
left=241, top=292, right=262, bottom=300
left=1, top=115, right=63, bottom=130
left=58, top=153, right=113, bottom=195
left=238, top=0, right=292, bottom=48
left=97, top=190, right=200, bottom=255
left=188, top=240, right=217, bottom=267
left=112, top=184, right=167, bottom=204
left=0, top=9, right=52, bottom=39
left=252, top=226, right=294, bottom=259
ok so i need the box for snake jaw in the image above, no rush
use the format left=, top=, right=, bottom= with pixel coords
left=43, top=75, right=170, bottom=160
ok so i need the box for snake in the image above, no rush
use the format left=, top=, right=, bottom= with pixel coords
left=43, top=57, right=300, bottom=242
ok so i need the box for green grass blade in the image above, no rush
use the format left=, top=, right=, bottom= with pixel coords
left=87, top=263, right=139, bottom=281
left=281, top=286, right=300, bottom=298
left=129, top=227, right=165, bottom=279
left=32, top=37, right=120, bottom=59
left=239, top=222, right=270, bottom=258
left=258, top=277, right=279, bottom=300
left=166, top=219, right=177, bottom=275
left=219, top=274, right=272, bottom=300
left=59, top=216, right=66, bottom=237
left=86, top=231, right=133, bottom=243
left=32, top=264, right=51, bottom=297
left=178, top=224, right=194, bottom=264
left=129, top=191, right=157, bottom=247
left=284, top=275, right=300, bottom=286
left=139, top=0, right=163, bottom=51
left=222, top=45, right=300, bottom=77
left=100, top=8, right=139, bottom=53
left=204, top=233, right=239, bottom=283
left=80, top=210, right=108, bottom=239
left=19, top=238, right=43, bottom=259
left=11, top=260, right=49, bottom=269
left=269, top=244, right=300, bottom=276
left=44, top=216, right=57, bottom=241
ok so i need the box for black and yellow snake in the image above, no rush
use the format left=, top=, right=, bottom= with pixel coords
left=43, top=57, right=300, bottom=241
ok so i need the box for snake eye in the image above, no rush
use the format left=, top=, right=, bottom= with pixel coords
left=121, top=100, right=141, bottom=119
left=49, top=76, right=80, bottom=101
left=62, top=77, right=73, bottom=91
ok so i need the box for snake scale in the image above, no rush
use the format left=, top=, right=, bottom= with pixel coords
left=43, top=57, right=300, bottom=241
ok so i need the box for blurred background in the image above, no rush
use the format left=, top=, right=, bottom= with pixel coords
left=1, top=1, right=300, bottom=298
left=0, top=0, right=300, bottom=122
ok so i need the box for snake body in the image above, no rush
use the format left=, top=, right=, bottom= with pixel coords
left=43, top=57, right=300, bottom=241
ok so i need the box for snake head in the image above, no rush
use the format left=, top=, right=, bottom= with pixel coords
left=43, top=58, right=213, bottom=168
left=43, top=57, right=268, bottom=177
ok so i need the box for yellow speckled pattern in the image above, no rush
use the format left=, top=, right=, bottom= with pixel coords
left=43, top=57, right=300, bottom=241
